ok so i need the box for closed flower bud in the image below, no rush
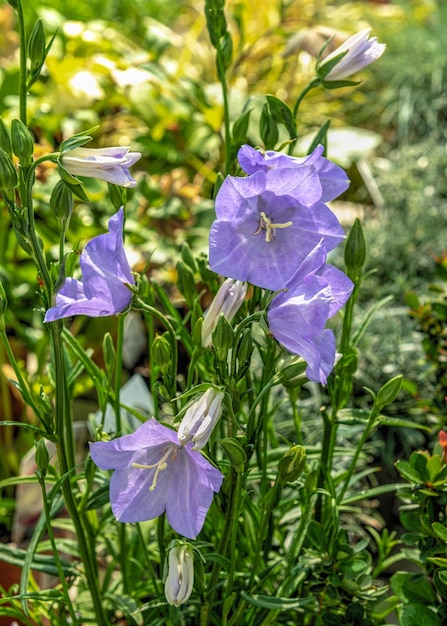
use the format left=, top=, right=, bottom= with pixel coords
left=11, top=119, right=34, bottom=162
left=277, top=445, right=306, bottom=485
left=35, top=439, right=50, bottom=478
left=0, top=119, right=12, bottom=157
left=376, top=375, right=403, bottom=411
left=202, top=278, right=247, bottom=348
left=165, top=544, right=194, bottom=607
left=260, top=103, right=279, bottom=150
left=0, top=148, right=18, bottom=191
left=50, top=180, right=74, bottom=226
left=344, top=218, right=366, bottom=280
left=28, top=18, right=46, bottom=73
left=152, top=334, right=172, bottom=374
left=319, top=29, right=385, bottom=82
left=176, top=260, right=196, bottom=307
left=212, top=314, right=234, bottom=360
left=178, top=388, right=224, bottom=450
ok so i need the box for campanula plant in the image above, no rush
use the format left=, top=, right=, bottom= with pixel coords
left=0, top=1, right=429, bottom=625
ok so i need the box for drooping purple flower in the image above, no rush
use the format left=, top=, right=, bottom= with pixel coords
left=61, top=146, right=141, bottom=188
left=267, top=241, right=354, bottom=384
left=209, top=147, right=347, bottom=291
left=319, top=29, right=385, bottom=82
left=44, top=208, right=134, bottom=321
left=238, top=144, right=349, bottom=202
left=89, top=417, right=223, bottom=540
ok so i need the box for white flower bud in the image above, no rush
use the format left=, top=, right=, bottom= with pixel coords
left=178, top=388, right=224, bottom=450
left=201, top=279, right=247, bottom=348
left=164, top=545, right=194, bottom=607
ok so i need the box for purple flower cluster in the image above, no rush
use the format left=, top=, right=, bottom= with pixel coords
left=209, top=144, right=354, bottom=384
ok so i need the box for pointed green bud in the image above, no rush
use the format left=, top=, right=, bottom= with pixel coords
left=218, top=31, right=233, bottom=70
left=176, top=260, right=196, bottom=308
left=219, top=437, right=247, bottom=473
left=28, top=19, right=46, bottom=73
left=277, top=445, right=306, bottom=485
left=152, top=334, right=172, bottom=374
left=50, top=180, right=74, bottom=227
left=237, top=328, right=253, bottom=366
left=344, top=218, right=366, bottom=280
left=102, top=332, right=116, bottom=380
left=0, top=148, right=18, bottom=191
left=0, top=119, right=12, bottom=157
left=260, top=103, right=278, bottom=150
left=278, top=358, right=308, bottom=388
left=376, top=375, right=403, bottom=411
left=35, top=439, right=50, bottom=478
left=11, top=119, right=34, bottom=162
left=212, top=314, right=234, bottom=360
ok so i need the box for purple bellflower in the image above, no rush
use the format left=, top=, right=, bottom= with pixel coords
left=61, top=146, right=141, bottom=188
left=238, top=144, right=349, bottom=203
left=209, top=145, right=347, bottom=291
left=89, top=417, right=223, bottom=540
left=320, top=29, right=385, bottom=82
left=44, top=208, right=134, bottom=322
left=267, top=241, right=354, bottom=384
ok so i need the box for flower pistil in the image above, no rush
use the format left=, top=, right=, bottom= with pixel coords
left=254, top=211, right=293, bottom=242
left=132, top=445, right=178, bottom=491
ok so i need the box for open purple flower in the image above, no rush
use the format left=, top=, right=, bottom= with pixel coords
left=209, top=147, right=346, bottom=291
left=267, top=241, right=353, bottom=384
left=61, top=146, right=141, bottom=188
left=89, top=418, right=223, bottom=539
left=44, top=208, right=134, bottom=321
left=238, top=144, right=349, bottom=202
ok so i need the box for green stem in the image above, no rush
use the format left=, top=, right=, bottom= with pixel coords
left=15, top=0, right=28, bottom=125
left=49, top=321, right=107, bottom=625
left=134, top=298, right=178, bottom=398
left=37, top=471, right=79, bottom=625
left=336, top=406, right=379, bottom=504
left=114, top=315, right=124, bottom=435
left=218, top=63, right=232, bottom=176
left=292, top=77, right=321, bottom=121
left=0, top=325, right=45, bottom=426
left=202, top=469, right=243, bottom=626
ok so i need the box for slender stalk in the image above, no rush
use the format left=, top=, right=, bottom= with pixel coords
left=292, top=77, right=321, bottom=121
left=201, top=469, right=243, bottom=626
left=336, top=405, right=379, bottom=504
left=37, top=470, right=79, bottom=625
left=15, top=0, right=28, bottom=125
left=49, top=321, right=107, bottom=624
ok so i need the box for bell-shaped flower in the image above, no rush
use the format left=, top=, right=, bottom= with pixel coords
left=44, top=208, right=134, bottom=321
left=238, top=144, right=349, bottom=203
left=89, top=417, right=223, bottom=540
left=201, top=278, right=247, bottom=348
left=178, top=388, right=225, bottom=450
left=61, top=146, right=141, bottom=188
left=319, top=29, right=385, bottom=82
left=267, top=241, right=353, bottom=384
left=209, top=147, right=346, bottom=291
left=164, top=544, right=194, bottom=607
